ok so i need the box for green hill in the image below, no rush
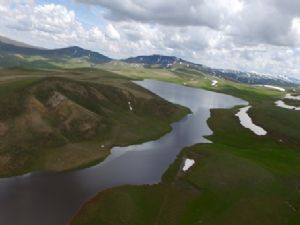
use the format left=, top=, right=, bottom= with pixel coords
left=0, top=69, right=189, bottom=176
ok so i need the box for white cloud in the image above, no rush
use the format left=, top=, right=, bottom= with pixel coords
left=32, top=4, right=76, bottom=33
left=0, top=4, right=7, bottom=12
left=75, top=0, right=244, bottom=29
left=75, top=0, right=300, bottom=48
left=1, top=0, right=300, bottom=78
left=2, top=3, right=78, bottom=33
left=88, top=27, right=105, bottom=42
left=105, top=24, right=120, bottom=40
left=0, top=2, right=111, bottom=50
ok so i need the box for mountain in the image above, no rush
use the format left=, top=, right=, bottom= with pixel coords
left=123, top=55, right=195, bottom=68
left=0, top=35, right=299, bottom=86
left=124, top=54, right=300, bottom=86
left=0, top=39, right=112, bottom=65
left=200, top=67, right=300, bottom=86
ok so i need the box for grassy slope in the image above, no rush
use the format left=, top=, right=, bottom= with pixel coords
left=0, top=69, right=189, bottom=177
left=71, top=107, right=300, bottom=225
left=71, top=67, right=300, bottom=225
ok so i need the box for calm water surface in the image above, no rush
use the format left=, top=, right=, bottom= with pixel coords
left=0, top=80, right=247, bottom=225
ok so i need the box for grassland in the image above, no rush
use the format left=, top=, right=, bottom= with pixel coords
left=0, top=68, right=189, bottom=177
left=71, top=104, right=300, bottom=225
left=71, top=65, right=300, bottom=225
left=1, top=63, right=300, bottom=224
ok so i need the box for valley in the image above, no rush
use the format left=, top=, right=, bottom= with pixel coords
left=0, top=36, right=300, bottom=225
left=71, top=76, right=300, bottom=225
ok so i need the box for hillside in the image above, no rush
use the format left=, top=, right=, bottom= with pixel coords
left=0, top=70, right=189, bottom=176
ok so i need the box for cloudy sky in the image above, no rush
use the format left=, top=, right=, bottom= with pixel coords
left=1, top=0, right=300, bottom=78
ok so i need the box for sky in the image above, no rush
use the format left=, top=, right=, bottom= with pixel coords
left=1, top=0, right=300, bottom=78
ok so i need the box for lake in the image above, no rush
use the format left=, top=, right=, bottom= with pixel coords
left=0, top=80, right=247, bottom=225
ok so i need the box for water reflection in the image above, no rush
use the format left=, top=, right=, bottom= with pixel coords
left=0, top=80, right=247, bottom=225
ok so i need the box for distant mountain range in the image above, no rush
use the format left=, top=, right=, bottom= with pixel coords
left=0, top=36, right=299, bottom=86
left=123, top=55, right=189, bottom=67
left=123, top=55, right=300, bottom=86
left=0, top=41, right=111, bottom=64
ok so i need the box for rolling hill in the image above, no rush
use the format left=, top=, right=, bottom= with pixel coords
left=0, top=69, right=189, bottom=176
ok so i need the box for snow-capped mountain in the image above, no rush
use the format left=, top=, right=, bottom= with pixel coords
left=1, top=34, right=299, bottom=87
left=124, top=55, right=300, bottom=86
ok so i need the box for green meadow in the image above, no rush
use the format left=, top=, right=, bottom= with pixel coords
left=71, top=65, right=300, bottom=225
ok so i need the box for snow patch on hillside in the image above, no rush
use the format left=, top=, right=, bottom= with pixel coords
left=128, top=101, right=133, bottom=111
left=235, top=106, right=267, bottom=136
left=182, top=158, right=195, bottom=172
left=285, top=94, right=300, bottom=100
left=211, top=80, right=218, bottom=87
left=263, top=85, right=285, bottom=92
left=275, top=100, right=300, bottom=110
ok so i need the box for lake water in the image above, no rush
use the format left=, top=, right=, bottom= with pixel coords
left=0, top=80, right=246, bottom=225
